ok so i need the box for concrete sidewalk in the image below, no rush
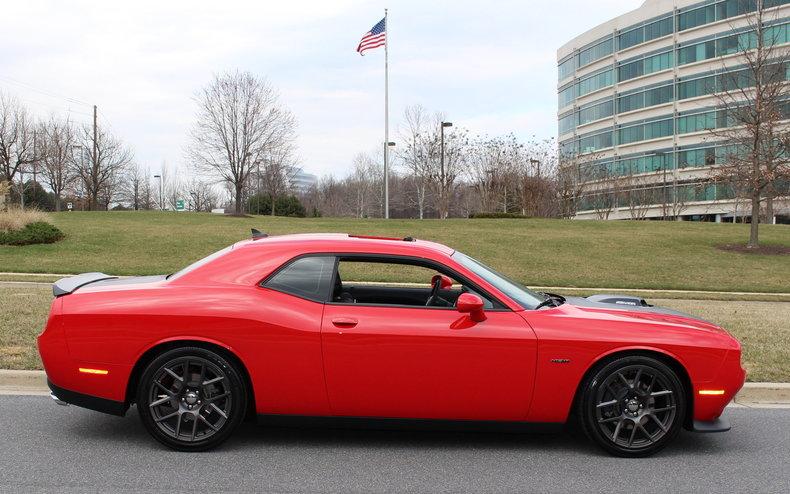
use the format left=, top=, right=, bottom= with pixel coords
left=2, top=369, right=788, bottom=407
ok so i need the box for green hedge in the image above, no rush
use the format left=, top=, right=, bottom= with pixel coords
left=468, top=212, right=529, bottom=219
left=0, top=221, right=64, bottom=246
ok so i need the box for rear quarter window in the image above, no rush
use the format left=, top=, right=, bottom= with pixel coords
left=262, top=256, right=335, bottom=302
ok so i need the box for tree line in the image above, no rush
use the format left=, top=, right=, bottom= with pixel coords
left=0, top=92, right=225, bottom=213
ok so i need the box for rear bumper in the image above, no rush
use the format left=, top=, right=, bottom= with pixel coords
left=47, top=380, right=128, bottom=417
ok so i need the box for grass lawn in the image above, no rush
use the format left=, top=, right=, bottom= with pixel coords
left=0, top=211, right=788, bottom=292
left=2, top=285, right=787, bottom=381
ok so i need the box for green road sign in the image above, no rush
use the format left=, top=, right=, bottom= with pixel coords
left=175, top=199, right=185, bottom=211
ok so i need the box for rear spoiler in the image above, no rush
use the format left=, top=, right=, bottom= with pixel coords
left=53, top=272, right=117, bottom=297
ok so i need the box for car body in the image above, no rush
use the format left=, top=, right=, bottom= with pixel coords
left=38, top=233, right=746, bottom=456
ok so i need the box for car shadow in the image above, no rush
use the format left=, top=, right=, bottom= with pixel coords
left=63, top=406, right=727, bottom=458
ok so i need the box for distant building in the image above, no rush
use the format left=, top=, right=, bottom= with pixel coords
left=557, top=0, right=790, bottom=221
left=290, top=168, right=318, bottom=194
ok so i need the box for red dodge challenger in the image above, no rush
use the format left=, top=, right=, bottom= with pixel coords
left=38, top=232, right=745, bottom=456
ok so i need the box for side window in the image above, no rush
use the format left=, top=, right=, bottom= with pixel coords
left=333, top=258, right=496, bottom=309
left=263, top=256, right=335, bottom=302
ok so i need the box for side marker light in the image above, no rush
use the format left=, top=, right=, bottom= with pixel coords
left=78, top=368, right=109, bottom=375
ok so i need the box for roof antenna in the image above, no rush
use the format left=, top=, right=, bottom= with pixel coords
left=251, top=228, right=268, bottom=240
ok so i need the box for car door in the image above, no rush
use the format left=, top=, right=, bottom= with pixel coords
left=320, top=256, right=538, bottom=421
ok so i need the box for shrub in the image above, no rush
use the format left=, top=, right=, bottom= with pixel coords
left=0, top=208, right=52, bottom=232
left=468, top=212, right=529, bottom=219
left=0, top=221, right=64, bottom=246
left=247, top=194, right=307, bottom=217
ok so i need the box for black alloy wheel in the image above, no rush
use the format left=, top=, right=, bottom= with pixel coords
left=137, top=347, right=246, bottom=451
left=579, top=355, right=685, bottom=457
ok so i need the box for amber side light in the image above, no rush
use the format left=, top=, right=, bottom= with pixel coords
left=698, top=389, right=725, bottom=395
left=78, top=368, right=109, bottom=375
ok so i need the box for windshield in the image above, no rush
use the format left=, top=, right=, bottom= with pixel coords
left=451, top=251, right=544, bottom=310
left=167, top=245, right=233, bottom=281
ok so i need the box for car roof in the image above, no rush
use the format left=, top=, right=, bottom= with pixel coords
left=233, top=233, right=455, bottom=256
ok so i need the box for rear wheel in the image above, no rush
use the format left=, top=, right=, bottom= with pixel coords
left=579, top=355, right=685, bottom=457
left=136, top=347, right=246, bottom=451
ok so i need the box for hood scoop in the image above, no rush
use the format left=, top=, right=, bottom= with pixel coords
left=585, top=294, right=652, bottom=307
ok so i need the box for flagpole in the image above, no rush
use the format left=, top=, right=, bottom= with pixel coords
left=383, top=8, right=390, bottom=219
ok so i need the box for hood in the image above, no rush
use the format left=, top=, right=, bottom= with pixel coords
left=563, top=293, right=724, bottom=333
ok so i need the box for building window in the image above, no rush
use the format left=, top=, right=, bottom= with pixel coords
left=578, top=99, right=614, bottom=125
left=618, top=117, right=673, bottom=145
left=618, top=50, right=672, bottom=81
left=677, top=110, right=718, bottom=134
left=577, top=69, right=614, bottom=97
left=559, top=112, right=576, bottom=135
left=678, top=24, right=788, bottom=66
left=618, top=16, right=673, bottom=50
left=558, top=84, right=575, bottom=108
left=578, top=130, right=613, bottom=153
left=558, top=56, right=575, bottom=81
left=578, top=38, right=614, bottom=68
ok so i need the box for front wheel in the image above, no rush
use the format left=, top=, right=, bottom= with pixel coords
left=136, top=347, right=247, bottom=451
left=579, top=355, right=686, bottom=457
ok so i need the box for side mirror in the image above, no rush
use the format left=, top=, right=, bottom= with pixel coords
left=431, top=274, right=453, bottom=290
left=456, top=293, right=486, bottom=322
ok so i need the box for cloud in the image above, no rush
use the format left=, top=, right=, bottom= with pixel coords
left=0, top=0, right=641, bottom=178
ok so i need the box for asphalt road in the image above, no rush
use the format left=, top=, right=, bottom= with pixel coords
left=0, top=396, right=788, bottom=493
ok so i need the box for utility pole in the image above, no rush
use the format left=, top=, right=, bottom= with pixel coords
left=92, top=105, right=98, bottom=211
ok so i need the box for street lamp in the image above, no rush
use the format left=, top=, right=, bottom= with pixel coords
left=153, top=174, right=163, bottom=210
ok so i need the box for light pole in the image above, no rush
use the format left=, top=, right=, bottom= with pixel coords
left=153, top=174, right=163, bottom=210
left=440, top=122, right=452, bottom=219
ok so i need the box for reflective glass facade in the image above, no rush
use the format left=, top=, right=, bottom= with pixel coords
left=557, top=1, right=790, bottom=217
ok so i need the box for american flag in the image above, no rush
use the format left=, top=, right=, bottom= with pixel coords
left=356, top=17, right=386, bottom=55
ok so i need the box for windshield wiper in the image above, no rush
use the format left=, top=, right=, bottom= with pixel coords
left=534, top=292, right=566, bottom=310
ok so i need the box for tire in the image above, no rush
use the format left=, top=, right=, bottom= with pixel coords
left=578, top=355, right=686, bottom=458
left=136, top=346, right=247, bottom=452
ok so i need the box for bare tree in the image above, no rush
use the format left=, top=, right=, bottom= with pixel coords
left=165, top=172, right=184, bottom=210
left=398, top=106, right=466, bottom=219
left=0, top=92, right=37, bottom=205
left=556, top=151, right=604, bottom=218
left=124, top=164, right=145, bottom=210
left=257, top=143, right=296, bottom=216
left=347, top=152, right=382, bottom=218
left=430, top=123, right=465, bottom=219
left=189, top=71, right=297, bottom=215
left=621, top=173, right=653, bottom=220
left=39, top=116, right=77, bottom=211
left=186, top=179, right=217, bottom=212
left=75, top=124, right=133, bottom=210
left=466, top=135, right=523, bottom=214
left=399, top=105, right=434, bottom=219
left=708, top=1, right=790, bottom=246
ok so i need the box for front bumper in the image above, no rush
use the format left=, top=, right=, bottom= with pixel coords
left=691, top=416, right=731, bottom=433
left=47, top=380, right=128, bottom=417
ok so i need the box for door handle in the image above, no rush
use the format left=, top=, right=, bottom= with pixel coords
left=331, top=317, right=358, bottom=328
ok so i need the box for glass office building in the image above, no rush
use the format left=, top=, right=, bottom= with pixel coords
left=557, top=0, right=790, bottom=220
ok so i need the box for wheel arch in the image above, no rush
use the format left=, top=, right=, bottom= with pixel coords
left=570, top=347, right=694, bottom=430
left=125, top=338, right=256, bottom=419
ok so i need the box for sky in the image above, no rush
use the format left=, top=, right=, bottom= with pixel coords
left=0, top=0, right=641, bottom=179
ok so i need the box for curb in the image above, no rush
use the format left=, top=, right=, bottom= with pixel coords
left=734, top=382, right=790, bottom=405
left=2, top=370, right=790, bottom=406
